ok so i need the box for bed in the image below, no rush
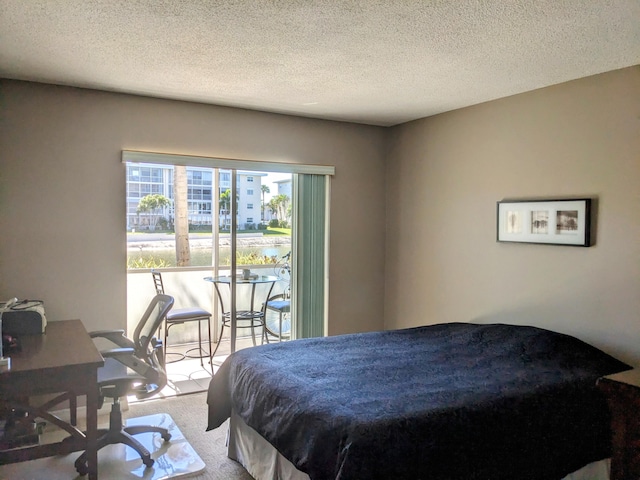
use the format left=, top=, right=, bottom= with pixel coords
left=206, top=322, right=630, bottom=480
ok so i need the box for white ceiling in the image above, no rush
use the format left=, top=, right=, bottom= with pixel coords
left=1, top=1, right=639, bottom=127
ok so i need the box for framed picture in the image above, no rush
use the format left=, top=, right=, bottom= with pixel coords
left=497, top=199, right=592, bottom=246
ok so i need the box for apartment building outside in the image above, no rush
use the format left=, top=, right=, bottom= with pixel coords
left=126, top=163, right=266, bottom=231
left=274, top=178, right=292, bottom=198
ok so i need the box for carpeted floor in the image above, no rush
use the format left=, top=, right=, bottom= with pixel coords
left=0, top=392, right=253, bottom=480
left=127, top=392, right=254, bottom=480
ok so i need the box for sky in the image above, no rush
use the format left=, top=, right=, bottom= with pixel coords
left=262, top=172, right=291, bottom=201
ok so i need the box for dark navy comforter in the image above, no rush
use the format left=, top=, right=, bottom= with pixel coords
left=206, top=322, right=630, bottom=480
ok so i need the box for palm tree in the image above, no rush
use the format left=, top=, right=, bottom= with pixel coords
left=136, top=193, right=171, bottom=230
left=268, top=194, right=290, bottom=226
left=267, top=197, right=279, bottom=222
left=219, top=189, right=231, bottom=230
left=174, top=165, right=191, bottom=266
left=277, top=194, right=291, bottom=223
left=260, top=184, right=270, bottom=222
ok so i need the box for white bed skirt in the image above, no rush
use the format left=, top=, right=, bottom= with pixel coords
left=228, top=411, right=610, bottom=480
left=229, top=411, right=308, bottom=480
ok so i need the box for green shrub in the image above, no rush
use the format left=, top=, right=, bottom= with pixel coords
left=238, top=252, right=278, bottom=265
left=127, top=255, right=171, bottom=269
left=217, top=251, right=278, bottom=266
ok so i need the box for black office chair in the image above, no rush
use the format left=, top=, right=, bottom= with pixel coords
left=151, top=270, right=213, bottom=367
left=73, top=294, right=174, bottom=475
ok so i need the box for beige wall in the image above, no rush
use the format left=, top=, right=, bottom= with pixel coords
left=2, top=67, right=638, bottom=365
left=0, top=80, right=387, bottom=335
left=385, top=66, right=640, bottom=365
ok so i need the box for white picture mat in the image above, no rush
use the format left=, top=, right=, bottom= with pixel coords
left=497, top=200, right=589, bottom=245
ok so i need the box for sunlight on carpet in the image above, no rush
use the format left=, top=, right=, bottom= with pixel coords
left=121, top=413, right=205, bottom=479
left=0, top=413, right=205, bottom=480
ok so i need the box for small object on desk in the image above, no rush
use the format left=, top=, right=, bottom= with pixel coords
left=597, top=368, right=640, bottom=480
left=0, top=299, right=47, bottom=335
left=0, top=331, right=17, bottom=370
left=2, top=334, right=20, bottom=353
left=0, top=303, right=12, bottom=370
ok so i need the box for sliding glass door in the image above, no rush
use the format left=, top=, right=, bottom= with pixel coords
left=124, top=150, right=333, bottom=354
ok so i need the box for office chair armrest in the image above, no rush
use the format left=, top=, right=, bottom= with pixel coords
left=101, top=348, right=162, bottom=384
left=100, top=347, right=135, bottom=360
left=90, top=329, right=136, bottom=349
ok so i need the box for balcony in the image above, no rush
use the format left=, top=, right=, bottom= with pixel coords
left=127, top=264, right=289, bottom=396
left=127, top=264, right=288, bottom=355
left=126, top=229, right=291, bottom=393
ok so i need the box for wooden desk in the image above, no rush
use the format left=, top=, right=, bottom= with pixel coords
left=597, top=369, right=640, bottom=480
left=0, top=320, right=104, bottom=479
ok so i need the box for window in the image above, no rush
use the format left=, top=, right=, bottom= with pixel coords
left=247, top=189, right=254, bottom=195
left=246, top=217, right=254, bottom=223
left=220, top=172, right=231, bottom=187
left=247, top=176, right=254, bottom=182
left=247, top=203, right=253, bottom=209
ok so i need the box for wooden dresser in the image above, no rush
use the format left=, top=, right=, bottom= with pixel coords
left=598, top=369, right=640, bottom=480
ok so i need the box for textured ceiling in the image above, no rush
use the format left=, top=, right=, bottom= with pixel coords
left=1, top=1, right=639, bottom=126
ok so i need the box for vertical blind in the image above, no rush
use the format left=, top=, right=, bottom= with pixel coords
left=293, top=174, right=329, bottom=338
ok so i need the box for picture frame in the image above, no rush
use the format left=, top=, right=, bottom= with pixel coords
left=497, top=198, right=592, bottom=246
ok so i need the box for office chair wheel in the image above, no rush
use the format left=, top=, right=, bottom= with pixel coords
left=75, top=457, right=88, bottom=476
left=162, top=431, right=172, bottom=442
left=143, top=456, right=155, bottom=468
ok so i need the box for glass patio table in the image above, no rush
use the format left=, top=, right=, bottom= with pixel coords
left=204, top=275, right=278, bottom=356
